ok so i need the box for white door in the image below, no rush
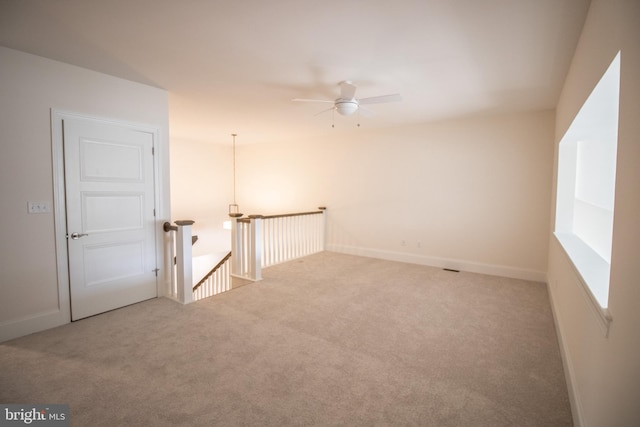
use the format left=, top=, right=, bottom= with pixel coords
left=63, top=117, right=157, bottom=320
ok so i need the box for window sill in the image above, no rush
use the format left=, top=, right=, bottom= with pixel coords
left=554, top=232, right=613, bottom=336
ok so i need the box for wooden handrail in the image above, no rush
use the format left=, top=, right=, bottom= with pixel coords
left=193, top=251, right=232, bottom=292
left=163, top=221, right=178, bottom=232
left=262, top=209, right=324, bottom=219
left=164, top=221, right=198, bottom=245
left=238, top=207, right=326, bottom=222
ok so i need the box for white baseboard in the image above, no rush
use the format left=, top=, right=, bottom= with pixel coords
left=0, top=309, right=70, bottom=343
left=546, top=280, right=585, bottom=427
left=326, top=244, right=547, bottom=282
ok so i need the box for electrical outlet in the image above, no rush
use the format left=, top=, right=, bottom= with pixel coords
left=27, top=201, right=52, bottom=214
left=401, top=240, right=406, bottom=246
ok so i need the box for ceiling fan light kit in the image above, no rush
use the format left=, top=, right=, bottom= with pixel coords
left=335, top=99, right=359, bottom=116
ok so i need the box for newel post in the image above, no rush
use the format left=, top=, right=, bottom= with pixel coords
left=319, top=206, right=327, bottom=251
left=175, top=220, right=195, bottom=304
left=229, top=213, right=244, bottom=277
left=248, top=215, right=263, bottom=281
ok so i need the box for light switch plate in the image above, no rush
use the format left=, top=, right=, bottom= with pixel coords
left=27, top=201, right=52, bottom=214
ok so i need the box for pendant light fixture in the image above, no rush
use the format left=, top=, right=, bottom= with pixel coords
left=228, top=133, right=242, bottom=218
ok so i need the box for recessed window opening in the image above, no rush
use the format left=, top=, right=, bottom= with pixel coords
left=555, top=51, right=620, bottom=309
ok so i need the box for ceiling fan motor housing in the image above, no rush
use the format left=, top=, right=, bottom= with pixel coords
left=335, top=99, right=359, bottom=116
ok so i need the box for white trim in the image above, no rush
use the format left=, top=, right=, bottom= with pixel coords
left=553, top=233, right=612, bottom=336
left=547, top=280, right=585, bottom=427
left=0, top=309, right=68, bottom=343
left=50, top=110, right=72, bottom=323
left=327, top=244, right=547, bottom=282
left=51, top=110, right=163, bottom=313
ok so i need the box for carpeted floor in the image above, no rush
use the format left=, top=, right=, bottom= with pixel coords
left=0, top=252, right=572, bottom=426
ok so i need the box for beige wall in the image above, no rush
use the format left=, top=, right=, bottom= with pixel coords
left=238, top=110, right=554, bottom=281
left=547, top=0, right=640, bottom=425
left=0, top=47, right=170, bottom=342
left=169, top=137, right=232, bottom=257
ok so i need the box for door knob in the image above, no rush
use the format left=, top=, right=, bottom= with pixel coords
left=70, top=232, right=89, bottom=240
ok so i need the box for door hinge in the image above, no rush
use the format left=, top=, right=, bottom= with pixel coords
left=152, top=146, right=155, bottom=155
left=153, top=268, right=159, bottom=277
left=153, top=208, right=156, bottom=217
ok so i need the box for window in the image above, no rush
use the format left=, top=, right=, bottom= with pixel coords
left=555, top=52, right=620, bottom=315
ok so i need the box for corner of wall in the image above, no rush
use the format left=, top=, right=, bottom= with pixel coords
left=545, top=266, right=585, bottom=427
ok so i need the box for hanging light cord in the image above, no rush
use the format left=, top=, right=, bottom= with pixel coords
left=232, top=133, right=237, bottom=205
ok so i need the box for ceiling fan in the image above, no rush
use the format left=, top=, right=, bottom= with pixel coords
left=293, top=81, right=402, bottom=117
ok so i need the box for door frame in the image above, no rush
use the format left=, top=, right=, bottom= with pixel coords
left=51, top=110, right=165, bottom=321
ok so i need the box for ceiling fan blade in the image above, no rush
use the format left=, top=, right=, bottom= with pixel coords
left=340, top=81, right=357, bottom=100
left=292, top=98, right=335, bottom=103
left=357, top=93, right=402, bottom=105
left=313, top=106, right=336, bottom=116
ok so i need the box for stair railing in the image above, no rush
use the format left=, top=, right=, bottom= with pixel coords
left=193, top=251, right=232, bottom=301
left=164, top=206, right=327, bottom=304
left=230, top=207, right=327, bottom=281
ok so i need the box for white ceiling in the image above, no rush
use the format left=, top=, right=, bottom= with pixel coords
left=0, top=0, right=590, bottom=144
